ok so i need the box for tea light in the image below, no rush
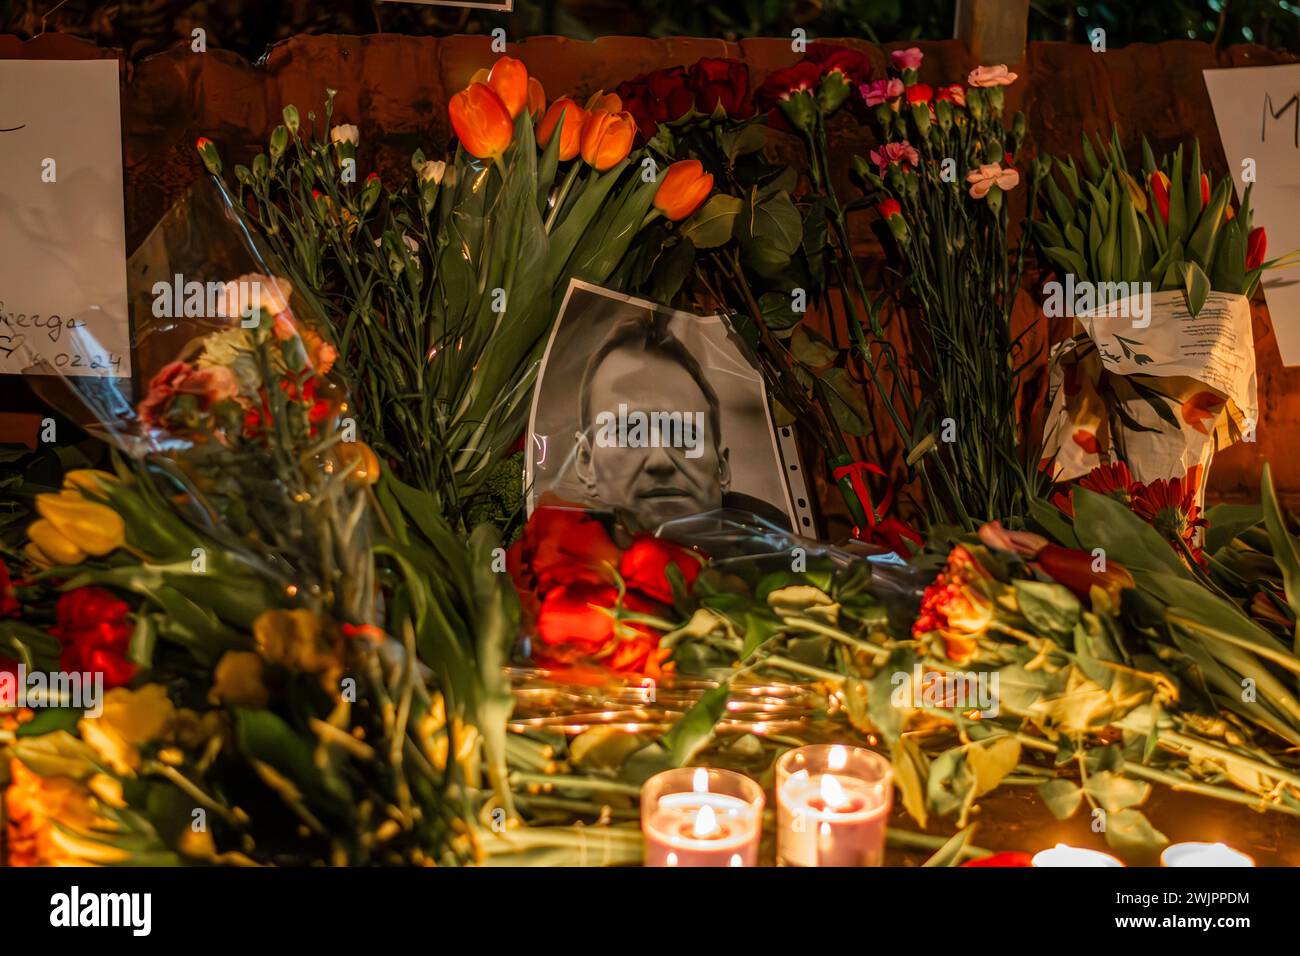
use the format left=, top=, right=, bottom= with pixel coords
left=776, top=744, right=892, bottom=867
left=1031, top=844, right=1124, bottom=867
left=641, top=767, right=764, bottom=867
left=1161, top=842, right=1255, bottom=867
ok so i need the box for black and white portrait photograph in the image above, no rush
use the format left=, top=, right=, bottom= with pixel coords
left=526, top=280, right=797, bottom=533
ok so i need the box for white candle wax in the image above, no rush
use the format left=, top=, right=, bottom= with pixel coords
left=642, top=768, right=763, bottom=867
left=777, top=770, right=890, bottom=867
left=1161, top=842, right=1255, bottom=867
left=1031, top=844, right=1124, bottom=867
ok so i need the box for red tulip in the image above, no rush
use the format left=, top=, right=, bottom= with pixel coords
left=1199, top=172, right=1211, bottom=208
left=449, top=82, right=514, bottom=159
left=1149, top=171, right=1171, bottom=224
left=1246, top=226, right=1267, bottom=271
left=962, top=851, right=1033, bottom=867
left=527, top=76, right=546, bottom=116
left=1033, top=543, right=1134, bottom=603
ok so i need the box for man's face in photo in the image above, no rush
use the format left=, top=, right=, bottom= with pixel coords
left=577, top=345, right=730, bottom=531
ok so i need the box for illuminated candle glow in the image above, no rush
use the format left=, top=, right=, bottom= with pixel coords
left=1161, top=842, right=1255, bottom=867
left=642, top=767, right=764, bottom=867
left=1031, top=844, right=1124, bottom=867
left=776, top=744, right=892, bottom=867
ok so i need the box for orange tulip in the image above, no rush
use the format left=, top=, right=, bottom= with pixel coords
left=487, top=56, right=530, bottom=119
left=585, top=90, right=622, bottom=113
left=654, top=159, right=714, bottom=220
left=527, top=77, right=546, bottom=116
left=580, top=110, right=636, bottom=171
left=537, top=98, right=587, bottom=160
left=469, top=67, right=490, bottom=85
left=449, top=82, right=514, bottom=160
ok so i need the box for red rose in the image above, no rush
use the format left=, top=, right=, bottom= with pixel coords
left=618, top=535, right=703, bottom=604
left=807, top=43, right=873, bottom=86
left=534, top=582, right=667, bottom=675
left=905, top=83, right=934, bottom=105
left=962, top=851, right=1033, bottom=867
left=687, top=58, right=752, bottom=119
left=617, top=65, right=695, bottom=140
left=51, top=587, right=136, bottom=688
left=508, top=505, right=623, bottom=599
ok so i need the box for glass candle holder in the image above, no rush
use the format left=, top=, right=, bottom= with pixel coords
left=776, top=744, right=893, bottom=867
left=641, top=767, right=764, bottom=867
left=1031, top=844, right=1124, bottom=867
left=1161, top=842, right=1255, bottom=867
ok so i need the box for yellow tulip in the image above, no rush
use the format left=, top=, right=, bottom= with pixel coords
left=24, top=541, right=53, bottom=569
left=35, top=492, right=125, bottom=556
left=78, top=685, right=176, bottom=777
left=62, top=469, right=119, bottom=496
left=27, top=519, right=88, bottom=566
left=209, top=651, right=270, bottom=709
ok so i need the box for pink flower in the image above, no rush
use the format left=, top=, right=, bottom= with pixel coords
left=965, top=162, right=1020, bottom=199
left=137, top=360, right=240, bottom=428
left=860, top=78, right=904, bottom=107
left=967, top=64, right=1018, bottom=88
left=869, top=140, right=920, bottom=172
left=890, top=47, right=924, bottom=72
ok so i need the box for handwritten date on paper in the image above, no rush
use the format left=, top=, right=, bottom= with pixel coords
left=0, top=300, right=124, bottom=374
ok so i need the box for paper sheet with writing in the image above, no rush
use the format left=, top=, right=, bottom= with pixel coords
left=0, top=60, right=130, bottom=378
left=1204, top=63, right=1300, bottom=366
left=1044, top=291, right=1256, bottom=487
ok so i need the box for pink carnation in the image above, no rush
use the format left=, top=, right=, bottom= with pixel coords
left=890, top=47, right=924, bottom=72
left=860, top=78, right=905, bottom=107
left=869, top=140, right=920, bottom=172
left=967, top=64, right=1018, bottom=88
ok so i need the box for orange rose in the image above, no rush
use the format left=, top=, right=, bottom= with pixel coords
left=449, top=82, right=514, bottom=160
left=653, top=159, right=714, bottom=221
left=580, top=110, right=636, bottom=171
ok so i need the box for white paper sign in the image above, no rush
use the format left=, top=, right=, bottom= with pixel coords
left=0, top=60, right=130, bottom=377
left=1204, top=63, right=1300, bottom=367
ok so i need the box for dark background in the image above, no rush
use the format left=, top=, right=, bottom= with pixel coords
left=1, top=0, right=1298, bottom=60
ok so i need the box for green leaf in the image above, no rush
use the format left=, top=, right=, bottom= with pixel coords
left=1084, top=770, right=1150, bottom=812
left=1014, top=579, right=1082, bottom=638
left=681, top=194, right=742, bottom=249
left=1070, top=488, right=1187, bottom=577
left=819, top=366, right=873, bottom=437
left=1104, top=807, right=1169, bottom=859
left=739, top=189, right=801, bottom=256
left=1260, top=462, right=1300, bottom=655
left=658, top=681, right=731, bottom=767
left=921, top=824, right=977, bottom=867
left=1038, top=778, right=1083, bottom=819
left=1204, top=503, right=1262, bottom=554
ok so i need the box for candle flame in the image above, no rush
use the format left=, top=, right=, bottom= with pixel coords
left=692, top=768, right=709, bottom=794
left=820, top=773, right=848, bottom=809
left=729, top=854, right=743, bottom=867
left=693, top=803, right=720, bottom=838
left=828, top=745, right=848, bottom=771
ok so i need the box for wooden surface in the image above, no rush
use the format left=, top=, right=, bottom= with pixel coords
left=1, top=33, right=1298, bottom=526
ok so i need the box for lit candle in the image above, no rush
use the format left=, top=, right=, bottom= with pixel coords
left=1031, top=844, right=1124, bottom=867
left=776, top=744, right=892, bottom=867
left=641, top=767, right=763, bottom=867
left=1161, top=842, right=1255, bottom=867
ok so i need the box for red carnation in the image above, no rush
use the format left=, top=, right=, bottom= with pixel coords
left=905, top=83, right=934, bottom=105
left=51, top=587, right=137, bottom=689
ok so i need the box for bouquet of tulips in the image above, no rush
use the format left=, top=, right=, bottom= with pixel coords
left=204, top=57, right=716, bottom=533
left=1033, top=133, right=1297, bottom=492
left=854, top=52, right=1042, bottom=531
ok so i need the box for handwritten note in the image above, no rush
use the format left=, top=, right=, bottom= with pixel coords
left=0, top=60, right=130, bottom=378
left=1204, top=63, right=1300, bottom=367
